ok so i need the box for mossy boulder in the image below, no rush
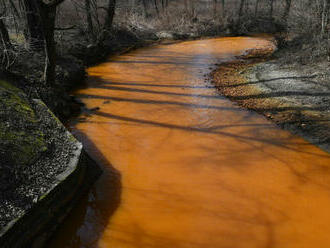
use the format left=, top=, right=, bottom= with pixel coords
left=0, top=80, right=47, bottom=171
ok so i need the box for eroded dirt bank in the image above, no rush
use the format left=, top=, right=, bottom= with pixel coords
left=212, top=46, right=330, bottom=153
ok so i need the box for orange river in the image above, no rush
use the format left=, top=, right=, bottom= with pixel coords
left=49, top=37, right=330, bottom=248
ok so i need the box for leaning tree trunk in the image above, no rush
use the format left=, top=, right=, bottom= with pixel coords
left=104, top=0, right=116, bottom=29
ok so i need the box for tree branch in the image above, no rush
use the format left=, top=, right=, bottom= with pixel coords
left=42, top=0, right=66, bottom=8
left=54, top=25, right=76, bottom=30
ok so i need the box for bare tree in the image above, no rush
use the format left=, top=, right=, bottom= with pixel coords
left=184, top=0, right=188, bottom=13
left=282, top=0, right=292, bottom=23
left=238, top=0, right=245, bottom=24
left=321, top=0, right=330, bottom=35
left=269, top=0, right=274, bottom=21
left=23, top=0, right=44, bottom=50
left=84, top=0, right=94, bottom=39
left=153, top=0, right=159, bottom=16
left=104, top=0, right=116, bottom=29
left=0, top=1, right=11, bottom=49
left=33, top=0, right=66, bottom=84
left=255, top=0, right=260, bottom=17
left=221, top=0, right=225, bottom=18
left=142, top=0, right=148, bottom=17
left=213, top=0, right=218, bottom=17
left=0, top=19, right=11, bottom=49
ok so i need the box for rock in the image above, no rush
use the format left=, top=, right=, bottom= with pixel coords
left=156, top=31, right=175, bottom=40
left=0, top=80, right=47, bottom=169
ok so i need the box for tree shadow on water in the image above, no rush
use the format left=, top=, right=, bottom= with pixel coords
left=79, top=75, right=330, bottom=158
left=48, top=131, right=122, bottom=248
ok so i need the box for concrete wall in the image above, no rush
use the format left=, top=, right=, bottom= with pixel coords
left=0, top=100, right=102, bottom=248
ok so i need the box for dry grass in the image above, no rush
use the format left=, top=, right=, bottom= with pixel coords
left=2, top=0, right=330, bottom=71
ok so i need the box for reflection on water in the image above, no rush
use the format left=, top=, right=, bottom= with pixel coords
left=49, top=37, right=330, bottom=248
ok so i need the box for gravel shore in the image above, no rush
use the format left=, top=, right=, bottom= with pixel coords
left=212, top=53, right=330, bottom=153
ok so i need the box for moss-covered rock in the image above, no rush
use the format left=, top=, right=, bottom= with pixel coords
left=0, top=80, right=47, bottom=168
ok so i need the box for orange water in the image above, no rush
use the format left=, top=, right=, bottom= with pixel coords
left=50, top=37, right=330, bottom=248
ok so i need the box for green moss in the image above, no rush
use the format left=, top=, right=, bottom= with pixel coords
left=0, top=80, right=21, bottom=93
left=0, top=81, right=47, bottom=166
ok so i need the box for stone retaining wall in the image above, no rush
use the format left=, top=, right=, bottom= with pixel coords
left=0, top=100, right=102, bottom=248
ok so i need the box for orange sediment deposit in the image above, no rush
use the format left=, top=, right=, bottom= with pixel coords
left=50, top=37, right=330, bottom=248
left=211, top=59, right=275, bottom=112
left=212, top=50, right=330, bottom=137
left=210, top=38, right=276, bottom=103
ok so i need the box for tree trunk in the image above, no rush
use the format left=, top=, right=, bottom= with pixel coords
left=142, top=0, right=148, bottom=17
left=37, top=3, right=57, bottom=85
left=35, top=0, right=66, bottom=85
left=190, top=0, right=195, bottom=17
left=161, top=0, right=165, bottom=11
left=184, top=0, right=188, bottom=13
left=282, top=0, right=291, bottom=23
left=269, top=0, right=274, bottom=21
left=84, top=0, right=94, bottom=39
left=8, top=0, right=21, bottom=19
left=213, top=0, right=217, bottom=17
left=23, top=0, right=44, bottom=50
left=0, top=18, right=11, bottom=49
left=104, top=0, right=116, bottom=29
left=238, top=0, right=245, bottom=24
left=321, top=0, right=330, bottom=35
left=255, top=0, right=260, bottom=17
left=153, top=0, right=159, bottom=16
left=221, top=0, right=225, bottom=18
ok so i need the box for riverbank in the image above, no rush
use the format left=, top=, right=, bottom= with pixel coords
left=211, top=40, right=330, bottom=153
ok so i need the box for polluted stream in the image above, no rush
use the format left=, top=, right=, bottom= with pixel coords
left=49, top=37, right=330, bottom=248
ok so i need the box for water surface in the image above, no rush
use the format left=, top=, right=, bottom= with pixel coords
left=50, top=37, right=330, bottom=248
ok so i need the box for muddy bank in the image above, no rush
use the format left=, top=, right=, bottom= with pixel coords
left=212, top=51, right=330, bottom=153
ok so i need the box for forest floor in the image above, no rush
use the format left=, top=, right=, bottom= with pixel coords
left=211, top=38, right=330, bottom=153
